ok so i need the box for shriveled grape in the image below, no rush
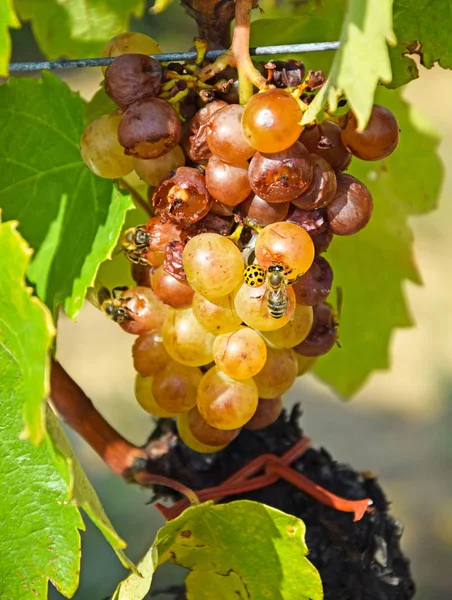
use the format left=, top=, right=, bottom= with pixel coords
left=292, top=256, right=333, bottom=305
left=153, top=361, right=202, bottom=413
left=253, top=347, right=298, bottom=399
left=213, top=327, right=267, bottom=379
left=133, top=145, right=185, bottom=187
left=141, top=216, right=182, bottom=267
left=286, top=206, right=328, bottom=236
left=105, top=54, right=162, bottom=109
left=162, top=307, right=215, bottom=366
left=119, top=286, right=169, bottom=335
left=206, top=104, right=255, bottom=163
left=294, top=302, right=338, bottom=357
left=132, top=330, right=171, bottom=376
left=197, top=366, right=258, bottom=430
left=205, top=156, right=251, bottom=206
left=192, top=292, right=242, bottom=334
left=101, top=32, right=161, bottom=75
left=187, top=406, right=241, bottom=446
left=244, top=396, right=283, bottom=430
left=300, top=122, right=351, bottom=171
left=327, top=173, right=373, bottom=235
left=151, top=265, right=194, bottom=308
left=342, top=104, right=399, bottom=161
left=311, top=229, right=334, bottom=254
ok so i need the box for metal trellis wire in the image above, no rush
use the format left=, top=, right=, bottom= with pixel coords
left=8, top=41, right=340, bottom=73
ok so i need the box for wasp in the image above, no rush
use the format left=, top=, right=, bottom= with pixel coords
left=121, top=226, right=151, bottom=265
left=86, top=286, right=134, bottom=324
left=243, top=263, right=299, bottom=319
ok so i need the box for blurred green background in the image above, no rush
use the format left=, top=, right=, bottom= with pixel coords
left=10, top=2, right=452, bottom=598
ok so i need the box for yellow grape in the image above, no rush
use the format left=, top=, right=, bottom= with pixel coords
left=233, top=281, right=295, bottom=331
left=162, top=307, right=215, bottom=366
left=213, top=327, right=267, bottom=379
left=187, top=406, right=241, bottom=446
left=296, top=354, right=318, bottom=376
left=255, top=222, right=314, bottom=279
left=253, top=347, right=298, bottom=398
left=177, top=412, right=227, bottom=453
left=182, top=233, right=244, bottom=299
left=259, top=304, right=313, bottom=349
left=197, top=366, right=258, bottom=430
left=192, top=292, right=242, bottom=334
left=134, top=373, right=175, bottom=417
left=244, top=396, right=283, bottom=430
left=80, top=114, right=133, bottom=179
left=101, top=32, right=161, bottom=75
left=133, top=145, right=185, bottom=186
left=153, top=361, right=202, bottom=414
left=132, top=330, right=171, bottom=376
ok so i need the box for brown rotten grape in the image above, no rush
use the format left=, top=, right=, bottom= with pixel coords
left=286, top=205, right=328, bottom=236
left=118, top=98, right=181, bottom=159
left=292, top=256, right=333, bottom=306
left=311, top=229, right=334, bottom=254
left=140, top=216, right=182, bottom=267
left=151, top=265, right=194, bottom=308
left=101, top=32, right=161, bottom=75
left=240, top=193, right=289, bottom=226
left=153, top=167, right=213, bottom=225
left=244, top=396, right=283, bottom=430
left=105, top=54, right=163, bottom=109
left=300, top=121, right=351, bottom=171
left=248, top=142, right=313, bottom=204
left=327, top=173, right=373, bottom=235
left=119, top=286, right=169, bottom=335
left=341, top=104, right=399, bottom=161
left=206, top=104, right=255, bottom=163
left=183, top=100, right=228, bottom=164
left=292, top=154, right=337, bottom=210
left=205, top=156, right=251, bottom=206
left=294, top=302, right=338, bottom=357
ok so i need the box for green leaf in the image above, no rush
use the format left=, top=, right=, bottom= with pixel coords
left=0, top=218, right=84, bottom=599
left=314, top=86, right=443, bottom=396
left=388, top=0, right=452, bottom=88
left=0, top=0, right=20, bottom=76
left=302, top=0, right=396, bottom=129
left=84, top=83, right=118, bottom=126
left=155, top=500, right=323, bottom=600
left=15, top=0, right=145, bottom=59
left=0, top=73, right=134, bottom=319
left=111, top=546, right=155, bottom=600
left=0, top=218, right=55, bottom=444
left=46, top=408, right=136, bottom=573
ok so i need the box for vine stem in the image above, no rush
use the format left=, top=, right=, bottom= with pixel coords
left=119, top=179, right=153, bottom=217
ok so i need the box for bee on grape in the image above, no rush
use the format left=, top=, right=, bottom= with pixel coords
left=86, top=286, right=134, bottom=323
left=243, top=263, right=298, bottom=319
left=121, top=226, right=151, bottom=265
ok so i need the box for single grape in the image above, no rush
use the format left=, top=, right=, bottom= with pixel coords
left=81, top=114, right=133, bottom=179
left=253, top=347, right=298, bottom=398
left=206, top=104, right=255, bottom=163
left=137, top=216, right=182, bottom=268
left=118, top=98, right=182, bottom=159
left=327, top=173, right=373, bottom=235
left=183, top=100, right=228, bottom=164
left=133, top=145, right=185, bottom=187
left=240, top=193, right=289, bottom=226
left=153, top=360, right=202, bottom=414
left=210, top=200, right=235, bottom=217
left=213, top=327, right=267, bottom=379
left=341, top=105, right=399, bottom=161
left=151, top=265, right=194, bottom=308
left=242, top=89, right=303, bottom=153
left=292, top=255, right=333, bottom=305
left=187, top=406, right=241, bottom=446
left=177, top=412, right=227, bottom=453
left=132, top=330, right=171, bottom=376
left=119, top=286, right=169, bottom=335
left=192, top=292, right=242, bottom=334
left=286, top=205, right=328, bottom=236
left=294, top=302, right=338, bottom=357
left=182, top=233, right=244, bottom=299
left=300, top=122, right=351, bottom=171
left=197, top=366, right=258, bottom=430
left=248, top=142, right=313, bottom=203
left=255, top=222, right=315, bottom=278
left=205, top=156, right=251, bottom=206
left=311, top=229, right=334, bottom=254
left=134, top=373, right=175, bottom=417
left=244, top=396, right=283, bottom=430
left=292, top=154, right=337, bottom=210
left=259, top=303, right=313, bottom=349
left=153, top=167, right=212, bottom=225
left=131, top=263, right=153, bottom=287
left=296, top=354, right=317, bottom=376
left=233, top=280, right=295, bottom=331
left=162, top=307, right=215, bottom=366
left=105, top=54, right=162, bottom=109
left=101, top=32, right=161, bottom=75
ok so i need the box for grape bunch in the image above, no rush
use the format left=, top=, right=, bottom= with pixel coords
left=81, top=33, right=399, bottom=454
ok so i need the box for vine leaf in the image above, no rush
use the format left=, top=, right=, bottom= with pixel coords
left=0, top=218, right=83, bottom=599
left=302, top=0, right=396, bottom=129
left=85, top=82, right=118, bottom=126
left=389, top=0, right=452, bottom=88
left=0, top=0, right=20, bottom=76
left=14, top=0, right=145, bottom=59
left=154, top=500, right=323, bottom=600
left=0, top=73, right=134, bottom=319
left=111, top=546, right=156, bottom=600
left=46, top=408, right=137, bottom=572
left=314, top=86, right=443, bottom=396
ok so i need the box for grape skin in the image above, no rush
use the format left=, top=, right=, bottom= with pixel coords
left=101, top=32, right=161, bottom=75
left=162, top=307, right=215, bottom=367
left=134, top=373, right=175, bottom=417
left=105, top=54, right=162, bottom=109
left=206, top=104, right=255, bottom=164
left=119, top=286, right=169, bottom=335
left=187, top=406, right=241, bottom=446
left=244, top=396, right=283, bottom=430
left=133, top=145, right=185, bottom=187
left=291, top=256, right=333, bottom=306
left=153, top=361, right=202, bottom=414
left=259, top=303, right=313, bottom=349
left=253, top=347, right=298, bottom=399
left=240, top=194, right=289, bottom=226
left=292, top=154, right=337, bottom=210
left=342, top=105, right=399, bottom=161
left=327, top=173, right=373, bottom=235
left=300, top=121, right=351, bottom=171
left=151, top=266, right=194, bottom=308
left=132, top=330, right=171, bottom=377
left=192, top=292, right=242, bottom=334
left=233, top=280, right=296, bottom=332
left=205, top=156, right=251, bottom=206
left=177, top=412, right=228, bottom=453
left=213, top=327, right=267, bottom=379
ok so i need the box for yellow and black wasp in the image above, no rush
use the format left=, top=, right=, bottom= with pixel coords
left=243, top=263, right=299, bottom=319
left=86, top=286, right=134, bottom=324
